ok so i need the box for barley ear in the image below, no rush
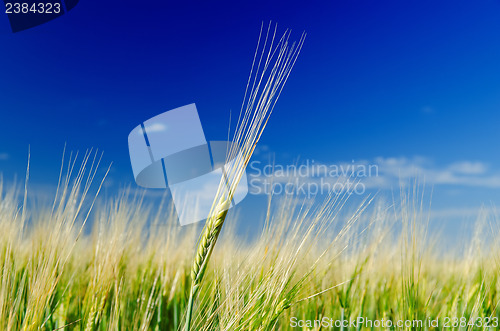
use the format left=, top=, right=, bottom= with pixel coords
left=183, top=23, right=305, bottom=331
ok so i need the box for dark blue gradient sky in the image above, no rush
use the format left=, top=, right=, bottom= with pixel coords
left=1, top=0, right=500, bottom=231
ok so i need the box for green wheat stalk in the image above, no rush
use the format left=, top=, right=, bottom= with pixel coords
left=184, top=23, right=306, bottom=331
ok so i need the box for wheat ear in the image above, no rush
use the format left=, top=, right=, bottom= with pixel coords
left=184, top=23, right=305, bottom=331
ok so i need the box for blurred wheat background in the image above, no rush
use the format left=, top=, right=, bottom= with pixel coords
left=0, top=150, right=499, bottom=330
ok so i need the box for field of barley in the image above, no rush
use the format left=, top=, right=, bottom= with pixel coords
left=0, top=155, right=499, bottom=330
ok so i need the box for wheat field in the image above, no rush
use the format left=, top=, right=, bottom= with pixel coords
left=0, top=156, right=499, bottom=330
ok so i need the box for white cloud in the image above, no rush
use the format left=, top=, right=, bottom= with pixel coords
left=447, top=161, right=487, bottom=175
left=373, top=157, right=500, bottom=188
left=144, top=123, right=166, bottom=133
left=0, top=153, right=9, bottom=160
left=248, top=156, right=500, bottom=192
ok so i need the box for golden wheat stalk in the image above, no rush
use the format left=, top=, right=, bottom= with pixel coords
left=184, top=23, right=305, bottom=331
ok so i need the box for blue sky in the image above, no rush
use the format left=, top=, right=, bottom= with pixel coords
left=1, top=0, right=500, bottom=233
